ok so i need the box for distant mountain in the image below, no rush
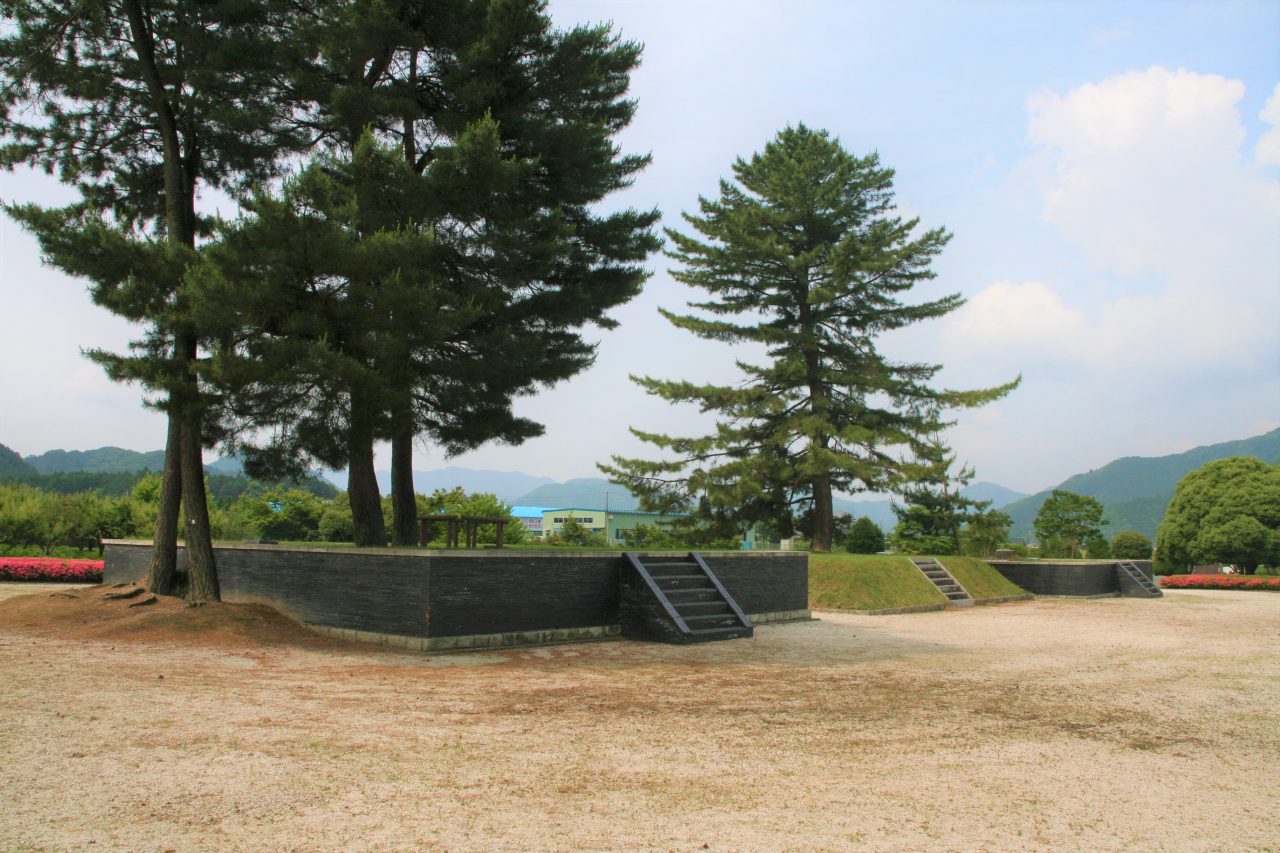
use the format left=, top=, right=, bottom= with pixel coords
left=962, top=481, right=1029, bottom=508
left=7, top=446, right=333, bottom=498
left=834, top=482, right=1026, bottom=532
left=833, top=497, right=897, bottom=531
left=0, top=442, right=37, bottom=478
left=206, top=456, right=245, bottom=475
left=511, top=478, right=1025, bottom=524
left=1003, top=427, right=1280, bottom=541
left=19, top=446, right=260, bottom=476
left=513, top=477, right=640, bottom=510
left=339, top=466, right=556, bottom=502
left=23, top=446, right=168, bottom=474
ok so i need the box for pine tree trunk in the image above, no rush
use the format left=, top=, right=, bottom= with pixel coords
left=348, top=393, right=386, bottom=547
left=811, top=473, right=834, bottom=553
left=181, top=412, right=220, bottom=603
left=390, top=420, right=418, bottom=546
left=147, top=411, right=182, bottom=594
left=124, top=1, right=219, bottom=598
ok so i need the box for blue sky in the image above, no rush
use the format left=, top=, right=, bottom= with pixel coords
left=1, top=0, right=1277, bottom=495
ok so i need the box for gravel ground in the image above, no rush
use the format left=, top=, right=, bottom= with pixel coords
left=1, top=584, right=1277, bottom=852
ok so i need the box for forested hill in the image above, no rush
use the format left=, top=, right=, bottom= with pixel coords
left=1005, top=427, right=1280, bottom=541
left=23, top=446, right=167, bottom=474
left=1, top=444, right=335, bottom=500
left=0, top=443, right=37, bottom=477
left=513, top=478, right=641, bottom=510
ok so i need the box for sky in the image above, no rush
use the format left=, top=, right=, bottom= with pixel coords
left=1, top=0, right=1278, bottom=496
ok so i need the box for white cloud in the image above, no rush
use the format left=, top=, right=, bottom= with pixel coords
left=943, top=280, right=1084, bottom=350
left=1258, top=82, right=1280, bottom=166
left=948, top=67, right=1280, bottom=382
left=1026, top=67, right=1275, bottom=281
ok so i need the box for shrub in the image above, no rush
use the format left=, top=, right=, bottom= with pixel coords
left=1111, top=530, right=1153, bottom=560
left=844, top=516, right=885, bottom=554
left=1085, top=533, right=1111, bottom=559
left=0, top=556, right=103, bottom=583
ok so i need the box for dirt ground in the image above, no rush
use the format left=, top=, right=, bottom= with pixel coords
left=1, top=584, right=1277, bottom=852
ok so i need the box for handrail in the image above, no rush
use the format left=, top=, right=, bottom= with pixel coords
left=623, top=552, right=691, bottom=634
left=1118, top=560, right=1154, bottom=584
left=689, top=552, right=753, bottom=629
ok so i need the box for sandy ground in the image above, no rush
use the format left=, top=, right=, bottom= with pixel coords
left=0, top=583, right=89, bottom=603
left=1, top=584, right=1277, bottom=852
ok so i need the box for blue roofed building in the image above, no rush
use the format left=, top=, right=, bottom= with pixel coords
left=509, top=506, right=557, bottom=538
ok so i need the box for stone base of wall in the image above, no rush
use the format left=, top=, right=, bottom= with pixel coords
left=749, top=609, right=812, bottom=624
left=308, top=623, right=624, bottom=652
left=308, top=610, right=811, bottom=652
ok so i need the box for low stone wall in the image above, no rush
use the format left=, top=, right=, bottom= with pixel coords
left=103, top=542, right=808, bottom=648
left=985, top=560, right=1155, bottom=597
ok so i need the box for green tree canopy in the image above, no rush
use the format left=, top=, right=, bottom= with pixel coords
left=1110, top=530, right=1153, bottom=560
left=602, top=125, right=1018, bottom=551
left=1155, top=457, right=1280, bottom=573
left=197, top=2, right=657, bottom=547
left=1033, top=490, right=1107, bottom=558
left=891, top=439, right=993, bottom=555
left=1, top=0, right=312, bottom=599
left=845, top=516, right=886, bottom=554
left=959, top=509, right=1012, bottom=557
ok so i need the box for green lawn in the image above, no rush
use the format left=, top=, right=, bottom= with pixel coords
left=939, top=555, right=1027, bottom=599
left=808, top=552, right=1029, bottom=611
left=808, top=553, right=947, bottom=611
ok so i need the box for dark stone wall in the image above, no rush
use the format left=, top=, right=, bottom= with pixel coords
left=986, top=561, right=1118, bottom=596
left=217, top=548, right=431, bottom=637
left=618, top=569, right=686, bottom=644
left=103, top=544, right=154, bottom=584
left=426, top=554, right=619, bottom=637
left=703, top=554, right=809, bottom=614
left=1128, top=560, right=1154, bottom=580
left=103, top=543, right=805, bottom=640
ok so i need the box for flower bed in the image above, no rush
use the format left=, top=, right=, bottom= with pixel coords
left=0, top=557, right=104, bottom=583
left=1159, top=574, right=1280, bottom=591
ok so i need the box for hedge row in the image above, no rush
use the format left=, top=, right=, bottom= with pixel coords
left=0, top=557, right=104, bottom=583
left=1159, top=574, right=1280, bottom=591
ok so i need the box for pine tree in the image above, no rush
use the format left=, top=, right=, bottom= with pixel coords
left=891, top=438, right=991, bottom=554
left=1, top=1, right=311, bottom=598
left=197, top=2, right=658, bottom=546
left=603, top=125, right=1019, bottom=552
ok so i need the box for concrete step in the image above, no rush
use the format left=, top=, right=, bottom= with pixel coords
left=655, top=574, right=715, bottom=590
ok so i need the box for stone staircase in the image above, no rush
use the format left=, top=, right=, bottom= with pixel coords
left=621, top=553, right=753, bottom=643
left=910, top=557, right=974, bottom=607
left=1116, top=560, right=1163, bottom=597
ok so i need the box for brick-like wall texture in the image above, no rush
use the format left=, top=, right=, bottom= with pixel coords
left=103, top=542, right=806, bottom=640
left=986, top=561, right=1119, bottom=596
left=701, top=553, right=809, bottom=615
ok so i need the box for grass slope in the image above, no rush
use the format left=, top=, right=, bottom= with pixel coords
left=809, top=553, right=1029, bottom=611
left=938, top=556, right=1026, bottom=599
left=809, top=553, right=947, bottom=611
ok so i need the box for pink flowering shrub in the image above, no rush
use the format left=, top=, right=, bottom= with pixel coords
left=0, top=557, right=103, bottom=583
left=1159, top=574, right=1280, bottom=591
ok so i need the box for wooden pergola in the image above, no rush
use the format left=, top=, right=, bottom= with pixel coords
left=418, top=514, right=510, bottom=549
